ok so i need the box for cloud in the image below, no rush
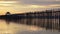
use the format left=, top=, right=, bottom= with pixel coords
left=0, top=0, right=60, bottom=14
left=0, top=0, right=16, bottom=1
left=0, top=0, right=60, bottom=5
left=17, top=0, right=60, bottom=5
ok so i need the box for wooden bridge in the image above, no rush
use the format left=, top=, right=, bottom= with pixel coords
left=0, top=11, right=60, bottom=31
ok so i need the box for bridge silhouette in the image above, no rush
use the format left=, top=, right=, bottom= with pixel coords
left=0, top=10, right=60, bottom=31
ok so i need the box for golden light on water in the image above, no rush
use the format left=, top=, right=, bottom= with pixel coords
left=0, top=20, right=44, bottom=34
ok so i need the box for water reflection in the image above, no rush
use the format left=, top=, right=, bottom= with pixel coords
left=0, top=19, right=60, bottom=34
left=0, top=19, right=44, bottom=34
left=5, top=18, right=60, bottom=31
left=4, top=18, right=60, bottom=31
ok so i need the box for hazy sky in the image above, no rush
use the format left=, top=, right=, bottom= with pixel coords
left=0, top=0, right=60, bottom=15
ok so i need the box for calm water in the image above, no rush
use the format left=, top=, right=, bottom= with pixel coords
left=0, top=19, right=60, bottom=34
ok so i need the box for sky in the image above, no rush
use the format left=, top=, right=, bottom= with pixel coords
left=0, top=0, right=60, bottom=15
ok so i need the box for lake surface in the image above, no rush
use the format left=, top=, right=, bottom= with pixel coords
left=0, top=19, right=60, bottom=34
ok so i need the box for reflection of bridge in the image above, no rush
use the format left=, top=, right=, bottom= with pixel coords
left=0, top=10, right=60, bottom=30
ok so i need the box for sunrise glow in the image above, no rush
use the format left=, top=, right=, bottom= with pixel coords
left=0, top=0, right=60, bottom=15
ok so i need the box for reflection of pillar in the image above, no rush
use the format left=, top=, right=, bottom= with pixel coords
left=5, top=12, right=11, bottom=24
left=26, top=15, right=32, bottom=25
left=59, top=16, right=60, bottom=30
left=5, top=19, right=10, bottom=24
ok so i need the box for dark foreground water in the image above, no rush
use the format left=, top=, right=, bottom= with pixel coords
left=0, top=19, right=60, bottom=34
